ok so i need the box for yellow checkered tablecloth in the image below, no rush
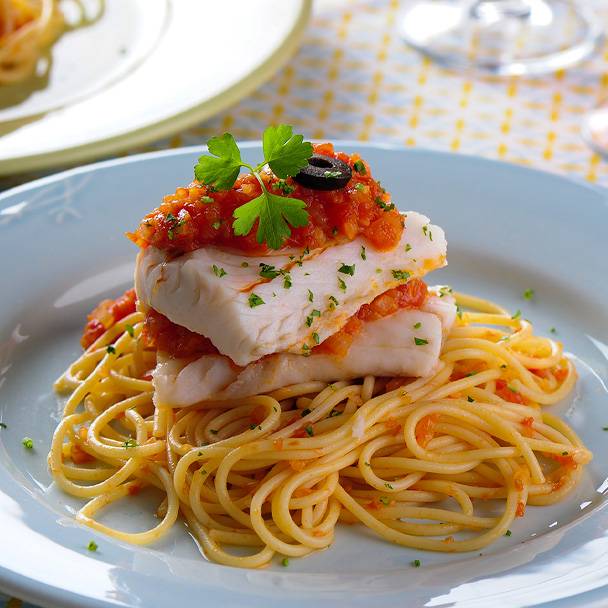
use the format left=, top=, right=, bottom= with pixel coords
left=2, top=0, right=608, bottom=606
left=130, top=0, right=608, bottom=186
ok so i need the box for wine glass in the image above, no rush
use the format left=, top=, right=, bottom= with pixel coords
left=398, top=1, right=603, bottom=77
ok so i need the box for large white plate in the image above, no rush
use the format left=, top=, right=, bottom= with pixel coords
left=0, top=145, right=607, bottom=608
left=0, top=0, right=311, bottom=176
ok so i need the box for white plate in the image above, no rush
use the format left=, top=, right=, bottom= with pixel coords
left=0, top=144, right=607, bottom=608
left=0, top=0, right=311, bottom=176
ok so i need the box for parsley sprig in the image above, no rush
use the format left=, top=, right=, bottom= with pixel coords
left=194, top=125, right=313, bottom=249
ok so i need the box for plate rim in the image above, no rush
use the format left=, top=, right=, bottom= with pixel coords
left=1, top=144, right=608, bottom=608
left=0, top=0, right=312, bottom=177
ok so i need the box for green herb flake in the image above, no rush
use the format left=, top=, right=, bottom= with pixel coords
left=353, top=160, right=366, bottom=174
left=259, top=263, right=281, bottom=279
left=209, top=429, right=219, bottom=435
left=123, top=438, right=137, bottom=449
left=248, top=293, right=265, bottom=308
left=523, top=288, right=535, bottom=301
left=0, top=422, right=6, bottom=429
left=201, top=195, right=214, bottom=203
left=562, top=451, right=569, bottom=456
left=106, top=345, right=116, bottom=355
left=241, top=261, right=249, bottom=268
left=405, top=243, right=412, bottom=253
left=212, top=264, right=227, bottom=278
left=211, top=221, right=221, bottom=230
left=384, top=482, right=393, bottom=490
left=301, top=408, right=311, bottom=417
left=87, top=540, right=98, bottom=552
left=392, top=269, right=410, bottom=281
left=505, top=530, right=512, bottom=537
left=413, top=322, right=422, bottom=329
left=512, top=309, right=522, bottom=320
left=324, top=170, right=342, bottom=178
left=412, top=559, right=421, bottom=568
left=378, top=496, right=390, bottom=506
left=22, top=437, right=33, bottom=449
left=414, top=337, right=428, bottom=346
left=305, top=425, right=314, bottom=437
left=338, top=263, right=355, bottom=276
left=549, top=327, right=557, bottom=334
left=283, top=273, right=292, bottom=289
left=328, top=295, right=339, bottom=309
left=281, top=557, right=289, bottom=567
left=125, top=324, right=135, bottom=337
left=308, top=289, right=314, bottom=303
left=312, top=332, right=320, bottom=345
left=355, top=183, right=365, bottom=191
left=338, top=277, right=347, bottom=292
left=360, top=245, right=367, bottom=260
left=272, top=179, right=295, bottom=195
left=375, top=197, right=395, bottom=212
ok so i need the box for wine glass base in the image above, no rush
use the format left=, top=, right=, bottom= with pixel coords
left=581, top=105, right=608, bottom=157
left=399, top=1, right=604, bottom=76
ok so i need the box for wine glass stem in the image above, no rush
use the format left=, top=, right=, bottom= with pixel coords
left=469, top=0, right=548, bottom=21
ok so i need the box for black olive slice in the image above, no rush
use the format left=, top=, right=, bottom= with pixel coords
left=293, top=154, right=352, bottom=191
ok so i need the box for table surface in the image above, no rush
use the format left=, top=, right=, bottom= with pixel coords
left=3, top=0, right=608, bottom=606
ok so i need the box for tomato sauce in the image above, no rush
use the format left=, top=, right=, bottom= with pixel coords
left=314, top=278, right=428, bottom=357
left=81, top=289, right=137, bottom=349
left=128, top=143, right=404, bottom=255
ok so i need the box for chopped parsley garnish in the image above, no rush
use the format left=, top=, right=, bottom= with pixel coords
left=241, top=261, right=249, bottom=268
left=332, top=226, right=338, bottom=236
left=201, top=195, right=214, bottom=203
left=412, top=559, right=421, bottom=568
left=512, top=309, right=521, bottom=320
left=384, top=482, right=393, bottom=489
left=305, top=425, right=314, bottom=437
left=329, top=409, right=341, bottom=417
left=414, top=337, right=428, bottom=346
left=308, top=289, right=314, bottom=303
left=211, top=221, right=221, bottom=230
left=353, top=160, right=366, bottom=174
left=467, top=396, right=474, bottom=403
left=375, top=197, right=395, bottom=212
left=209, top=429, right=219, bottom=435
left=456, top=306, right=463, bottom=319
left=603, top=427, right=608, bottom=431
left=194, top=125, right=312, bottom=249
left=376, top=268, right=382, bottom=274
left=106, top=345, right=116, bottom=354
left=302, top=344, right=311, bottom=355
left=338, top=277, right=347, bottom=292
left=413, top=322, right=421, bottom=329
left=562, top=451, right=569, bottom=456
left=272, top=179, right=295, bottom=195
left=438, top=286, right=453, bottom=297
left=22, top=437, right=33, bottom=449
left=283, top=273, right=292, bottom=289
left=360, top=245, right=366, bottom=260
left=312, top=332, right=320, bottom=344
left=355, top=183, right=365, bottom=191
left=248, top=293, right=265, bottom=307
left=378, top=496, right=390, bottom=506
left=505, top=530, right=512, bottom=537
left=507, top=385, right=518, bottom=393
left=405, top=243, right=412, bottom=253
left=550, top=327, right=557, bottom=334
left=123, top=438, right=137, bottom=449
left=338, top=263, right=355, bottom=276
left=212, top=264, right=227, bottom=278
left=523, top=288, right=535, bottom=301
left=125, top=324, right=135, bottom=337
left=328, top=295, right=339, bottom=309
left=259, top=263, right=281, bottom=279
left=87, top=540, right=98, bottom=552
left=324, top=170, right=342, bottom=178
left=392, top=270, right=410, bottom=281
left=281, top=557, right=289, bottom=567
left=0, top=422, right=6, bottom=429
left=301, top=408, right=311, bottom=417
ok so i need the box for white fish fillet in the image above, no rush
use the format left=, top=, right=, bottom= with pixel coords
left=153, top=293, right=456, bottom=406
left=136, top=211, right=446, bottom=366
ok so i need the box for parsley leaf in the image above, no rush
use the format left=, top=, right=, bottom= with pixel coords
left=212, top=264, right=227, bottom=278
left=248, top=293, right=265, bottom=307
left=262, top=124, right=313, bottom=178
left=339, top=263, right=355, bottom=276
left=233, top=192, right=308, bottom=250
left=414, top=337, right=428, bottom=346
left=392, top=270, right=410, bottom=281
left=259, top=263, right=281, bottom=279
left=194, top=133, right=242, bottom=190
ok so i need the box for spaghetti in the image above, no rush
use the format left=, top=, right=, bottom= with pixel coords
left=49, top=291, right=591, bottom=568
left=0, top=0, right=102, bottom=85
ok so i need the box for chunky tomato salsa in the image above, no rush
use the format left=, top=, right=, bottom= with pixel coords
left=128, top=143, right=404, bottom=255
